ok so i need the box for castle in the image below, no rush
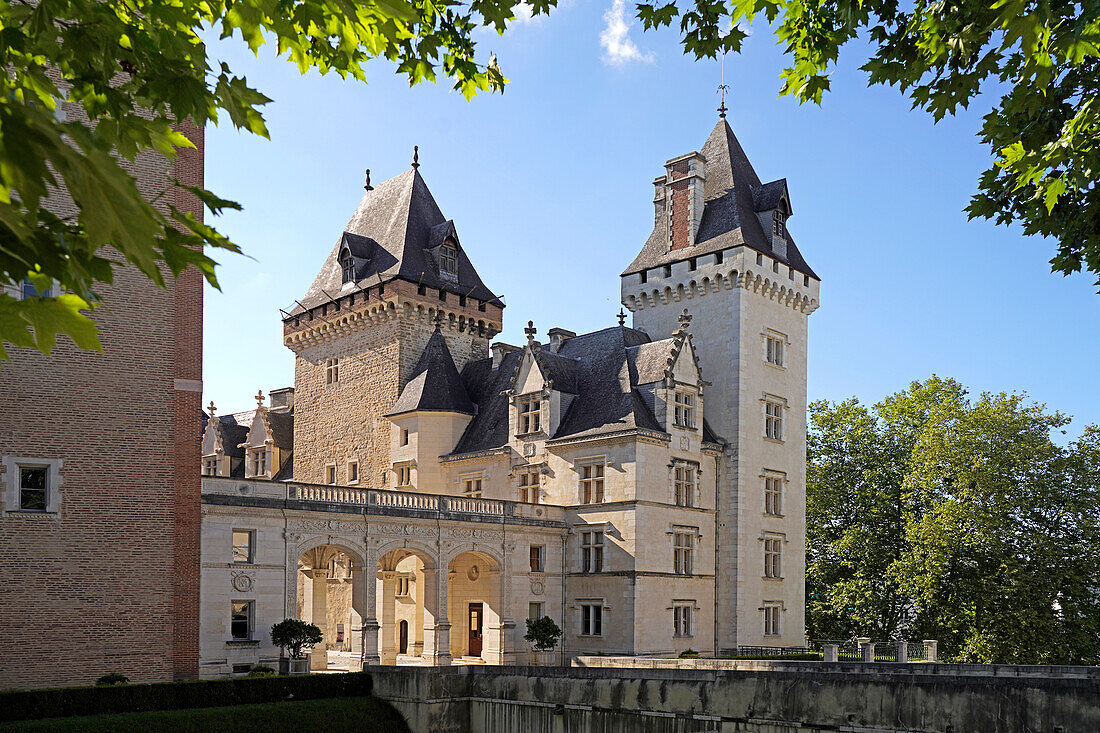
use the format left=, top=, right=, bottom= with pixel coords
left=198, top=116, right=820, bottom=673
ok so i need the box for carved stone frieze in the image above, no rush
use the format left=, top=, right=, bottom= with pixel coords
left=444, top=528, right=504, bottom=541
left=293, top=519, right=363, bottom=533
left=371, top=523, right=438, bottom=537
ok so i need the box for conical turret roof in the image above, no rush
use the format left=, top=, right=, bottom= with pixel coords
left=386, top=327, right=477, bottom=416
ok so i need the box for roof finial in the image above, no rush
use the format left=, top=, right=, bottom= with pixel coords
left=255, top=389, right=265, bottom=409
left=617, top=308, right=627, bottom=327
left=207, top=399, right=216, bottom=418
left=678, top=308, right=692, bottom=330
left=412, top=145, right=419, bottom=169
left=364, top=168, right=373, bottom=191
left=433, top=309, right=444, bottom=329
left=524, top=320, right=537, bottom=342
left=717, top=53, right=729, bottom=119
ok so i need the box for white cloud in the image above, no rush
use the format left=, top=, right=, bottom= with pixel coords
left=512, top=3, right=541, bottom=25
left=599, top=0, right=653, bottom=66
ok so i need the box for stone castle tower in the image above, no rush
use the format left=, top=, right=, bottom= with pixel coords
left=621, top=118, right=820, bottom=650
left=283, top=166, right=503, bottom=486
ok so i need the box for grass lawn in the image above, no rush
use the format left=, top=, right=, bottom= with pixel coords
left=1, top=695, right=410, bottom=732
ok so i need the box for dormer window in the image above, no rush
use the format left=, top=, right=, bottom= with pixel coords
left=439, top=243, right=458, bottom=279
left=340, top=251, right=355, bottom=284
left=249, top=448, right=267, bottom=478
left=674, top=391, right=696, bottom=429
left=772, top=208, right=787, bottom=239
left=518, top=397, right=541, bottom=435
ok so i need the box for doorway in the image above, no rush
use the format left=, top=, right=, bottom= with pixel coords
left=468, top=603, right=483, bottom=657
left=398, top=619, right=409, bottom=655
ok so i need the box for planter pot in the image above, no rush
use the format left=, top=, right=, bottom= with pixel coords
left=279, top=657, right=310, bottom=675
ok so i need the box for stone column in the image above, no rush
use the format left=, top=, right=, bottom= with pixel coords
left=308, top=569, right=330, bottom=671
left=895, top=640, right=908, bottom=663
left=379, top=571, right=398, bottom=665
left=357, top=559, right=380, bottom=666
left=411, top=567, right=425, bottom=656
left=822, top=644, right=838, bottom=663
left=420, top=567, right=451, bottom=666
left=923, top=639, right=938, bottom=662
left=857, top=637, right=874, bottom=663
left=299, top=570, right=313, bottom=624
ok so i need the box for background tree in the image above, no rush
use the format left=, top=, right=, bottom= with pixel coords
left=638, top=0, right=1100, bottom=287
left=807, top=376, right=1100, bottom=664
left=524, top=615, right=563, bottom=652
left=0, top=0, right=551, bottom=358
left=270, top=618, right=323, bottom=659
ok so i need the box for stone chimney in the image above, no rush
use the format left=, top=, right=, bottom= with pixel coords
left=547, top=328, right=576, bottom=354
left=269, top=386, right=295, bottom=412
left=490, top=342, right=520, bottom=370
left=661, top=152, right=706, bottom=251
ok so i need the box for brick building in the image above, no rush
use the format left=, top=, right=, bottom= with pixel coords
left=0, top=117, right=204, bottom=688
left=199, top=116, right=821, bottom=673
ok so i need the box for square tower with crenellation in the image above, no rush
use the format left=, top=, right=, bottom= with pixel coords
left=282, top=165, right=503, bottom=487
left=621, top=118, right=821, bottom=651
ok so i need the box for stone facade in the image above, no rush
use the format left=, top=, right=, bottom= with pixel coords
left=0, top=105, right=204, bottom=687
left=198, top=117, right=820, bottom=674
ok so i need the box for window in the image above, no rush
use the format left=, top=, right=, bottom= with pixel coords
left=714, top=250, right=723, bottom=265
left=400, top=428, right=409, bottom=446
left=674, top=391, right=696, bottom=428
left=766, top=334, right=785, bottom=366
left=231, top=601, right=253, bottom=640
left=804, top=274, right=810, bottom=286
left=529, top=545, right=545, bottom=573
left=19, top=466, right=47, bottom=512
left=249, top=448, right=266, bottom=477
left=663, top=265, right=672, bottom=278
left=439, top=244, right=458, bottom=278
left=397, top=466, right=413, bottom=487
left=581, top=531, right=604, bottom=573
left=232, top=530, right=254, bottom=564
left=764, top=603, right=782, bottom=636
left=580, top=463, right=604, bottom=504
left=529, top=602, right=544, bottom=622
left=326, top=464, right=337, bottom=485
left=202, top=455, right=218, bottom=476
left=789, top=267, right=795, bottom=280
left=674, top=604, right=693, bottom=637
left=673, top=531, right=694, bottom=575
left=764, top=537, right=783, bottom=578
left=519, top=397, right=541, bottom=434
left=773, top=209, right=787, bottom=239
left=756, top=253, right=763, bottom=266
left=764, top=474, right=784, bottom=516
left=640, top=270, right=648, bottom=284
left=325, top=358, right=340, bottom=385
left=765, top=400, right=784, bottom=441
left=462, top=476, right=482, bottom=498
left=396, top=576, right=411, bottom=597
left=340, top=251, right=355, bottom=283
left=519, top=468, right=540, bottom=503
left=688, top=257, right=697, bottom=271
left=581, top=602, right=603, bottom=636
left=347, top=460, right=359, bottom=484
left=21, top=278, right=52, bottom=299
left=772, top=260, right=780, bottom=274
left=674, top=463, right=696, bottom=507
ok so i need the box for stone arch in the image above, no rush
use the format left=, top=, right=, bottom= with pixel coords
left=375, top=541, right=438, bottom=571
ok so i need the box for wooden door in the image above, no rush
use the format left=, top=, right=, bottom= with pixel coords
left=398, top=620, right=408, bottom=655
left=468, top=603, right=483, bottom=657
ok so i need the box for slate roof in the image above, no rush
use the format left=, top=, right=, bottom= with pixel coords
left=289, top=169, right=502, bottom=315
left=214, top=412, right=252, bottom=459
left=388, top=327, right=478, bottom=416
left=266, top=411, right=294, bottom=450
left=451, top=326, right=679, bottom=454
left=623, top=119, right=818, bottom=280
left=626, top=339, right=677, bottom=385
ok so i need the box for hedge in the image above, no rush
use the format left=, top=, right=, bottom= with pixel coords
left=0, top=671, right=372, bottom=723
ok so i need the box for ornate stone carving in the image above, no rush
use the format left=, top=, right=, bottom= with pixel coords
left=294, top=519, right=363, bottom=533
left=530, top=579, right=545, bottom=596
left=232, top=572, right=255, bottom=592
left=372, top=523, right=438, bottom=537
left=445, top=528, right=504, bottom=541
left=467, top=565, right=481, bottom=581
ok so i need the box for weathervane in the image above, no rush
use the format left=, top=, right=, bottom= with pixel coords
left=717, top=53, right=729, bottom=119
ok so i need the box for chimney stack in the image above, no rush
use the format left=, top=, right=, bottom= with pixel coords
left=547, top=328, right=576, bottom=354
left=660, top=151, right=706, bottom=251
left=490, top=342, right=520, bottom=370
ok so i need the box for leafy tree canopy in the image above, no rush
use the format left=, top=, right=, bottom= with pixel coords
left=524, top=615, right=563, bottom=651
left=0, top=0, right=548, bottom=358
left=270, top=618, right=323, bottom=659
left=639, top=0, right=1100, bottom=287
left=807, top=376, right=1100, bottom=664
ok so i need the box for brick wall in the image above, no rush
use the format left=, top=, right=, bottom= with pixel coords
left=0, top=112, right=203, bottom=688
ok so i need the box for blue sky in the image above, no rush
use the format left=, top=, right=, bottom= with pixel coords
left=201, top=3, right=1100, bottom=437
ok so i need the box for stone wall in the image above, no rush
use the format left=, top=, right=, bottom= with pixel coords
left=370, top=663, right=1100, bottom=733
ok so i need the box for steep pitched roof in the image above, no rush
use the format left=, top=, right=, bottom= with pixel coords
left=265, top=411, right=294, bottom=450
left=290, top=168, right=501, bottom=314
left=451, top=326, right=664, bottom=454
left=623, top=119, right=818, bottom=280
left=387, top=327, right=477, bottom=416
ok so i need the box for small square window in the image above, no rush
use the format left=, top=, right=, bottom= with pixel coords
left=714, top=251, right=723, bottom=265
left=439, top=244, right=459, bottom=277
left=581, top=602, right=603, bottom=636
left=519, top=397, right=541, bottom=435
left=529, top=602, right=545, bottom=622
left=19, top=466, right=47, bottom=512
left=347, top=460, right=359, bottom=484
left=518, top=468, right=540, bottom=503
left=766, top=334, right=785, bottom=367
left=396, top=576, right=411, bottom=597
left=232, top=530, right=255, bottom=564
left=581, top=531, right=604, bottom=573
left=325, top=358, right=340, bottom=385
left=231, top=601, right=254, bottom=640
left=688, top=258, right=697, bottom=271
left=803, top=274, right=810, bottom=286
left=397, top=466, right=413, bottom=487
left=400, top=428, right=410, bottom=446
left=674, top=604, right=693, bottom=637
left=326, top=464, right=337, bottom=485
left=756, top=253, right=763, bottom=266
left=674, top=391, right=696, bottom=428
left=663, top=265, right=672, bottom=278
left=462, top=475, right=482, bottom=498
left=640, top=271, right=648, bottom=284
left=202, top=456, right=219, bottom=476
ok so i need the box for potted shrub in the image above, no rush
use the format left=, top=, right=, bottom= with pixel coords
left=524, top=616, right=563, bottom=666
left=271, top=619, right=322, bottom=675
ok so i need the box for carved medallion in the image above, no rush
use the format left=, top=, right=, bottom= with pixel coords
left=467, top=565, right=481, bottom=581
left=232, top=572, right=254, bottom=592
left=530, top=579, right=545, bottom=596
